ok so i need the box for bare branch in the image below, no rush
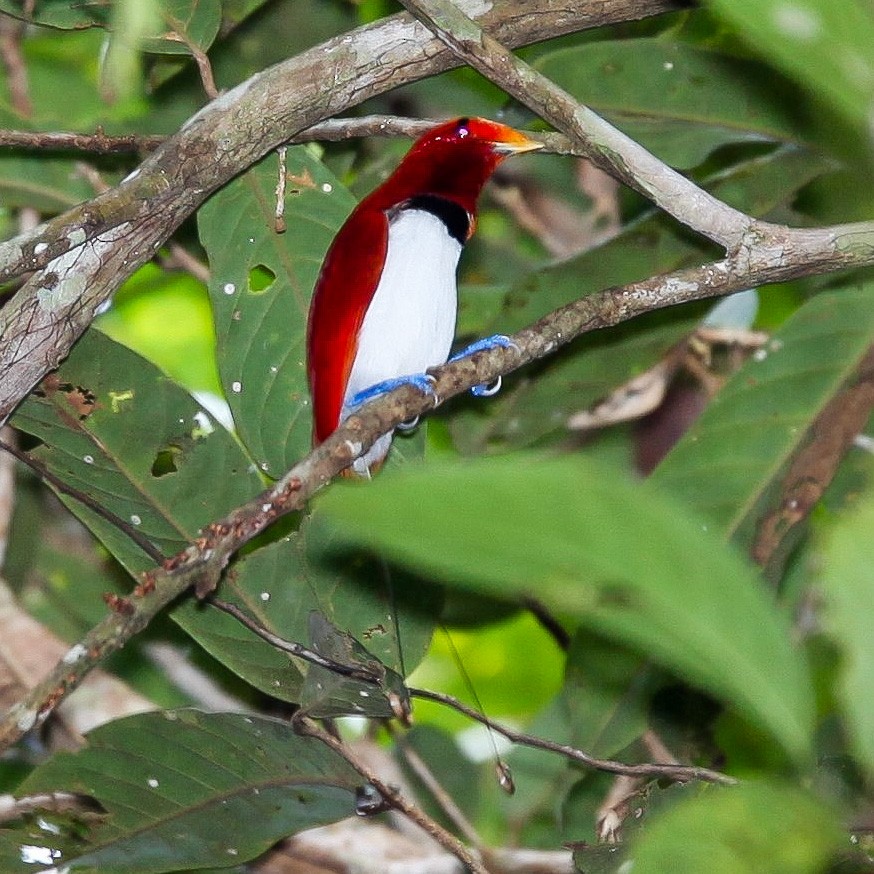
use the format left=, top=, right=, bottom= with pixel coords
left=410, top=687, right=735, bottom=785
left=0, top=116, right=435, bottom=156
left=0, top=129, right=165, bottom=154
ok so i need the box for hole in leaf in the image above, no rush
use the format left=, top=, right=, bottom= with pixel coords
left=60, top=383, right=96, bottom=419
left=151, top=445, right=181, bottom=478
left=248, top=264, right=276, bottom=294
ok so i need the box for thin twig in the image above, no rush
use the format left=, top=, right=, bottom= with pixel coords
left=0, top=16, right=32, bottom=117
left=165, top=34, right=218, bottom=100
left=0, top=116, right=432, bottom=155
left=274, top=146, right=288, bottom=234
left=295, top=716, right=488, bottom=874
left=163, top=243, right=210, bottom=283
left=409, top=687, right=736, bottom=786
left=0, top=437, right=165, bottom=564
left=386, top=721, right=483, bottom=846
left=520, top=596, right=570, bottom=651
left=0, top=129, right=165, bottom=153
left=208, top=597, right=382, bottom=684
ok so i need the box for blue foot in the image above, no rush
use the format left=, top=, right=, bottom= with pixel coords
left=346, top=373, right=436, bottom=410
left=448, top=334, right=517, bottom=398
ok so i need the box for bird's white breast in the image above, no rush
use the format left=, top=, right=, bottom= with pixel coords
left=343, top=207, right=462, bottom=475
left=345, top=207, right=461, bottom=404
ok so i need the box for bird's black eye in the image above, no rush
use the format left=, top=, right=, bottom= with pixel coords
left=456, top=117, right=470, bottom=137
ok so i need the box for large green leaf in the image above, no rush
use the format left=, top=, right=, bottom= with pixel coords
left=0, top=0, right=219, bottom=51
left=819, top=488, right=874, bottom=779
left=318, top=455, right=815, bottom=762
left=652, top=284, right=874, bottom=545
left=536, top=39, right=810, bottom=168
left=12, top=328, right=260, bottom=568
left=702, top=0, right=874, bottom=136
left=0, top=710, right=358, bottom=873
left=1, top=31, right=129, bottom=131
left=198, top=148, right=356, bottom=475
left=626, top=780, right=842, bottom=874
left=450, top=147, right=831, bottom=453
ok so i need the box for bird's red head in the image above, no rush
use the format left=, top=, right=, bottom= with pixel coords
left=366, top=117, right=543, bottom=220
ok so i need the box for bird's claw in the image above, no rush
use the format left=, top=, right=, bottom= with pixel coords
left=471, top=376, right=502, bottom=397
left=448, top=334, right=517, bottom=398
left=346, top=373, right=437, bottom=411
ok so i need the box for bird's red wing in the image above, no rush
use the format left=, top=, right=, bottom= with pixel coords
left=306, top=204, right=389, bottom=445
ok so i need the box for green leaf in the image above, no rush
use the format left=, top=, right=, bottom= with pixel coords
left=0, top=0, right=103, bottom=29
left=0, top=710, right=358, bottom=873
left=536, top=39, right=810, bottom=168
left=198, top=148, right=356, bottom=475
left=221, top=0, right=272, bottom=32
left=652, top=284, right=874, bottom=544
left=701, top=0, right=874, bottom=136
left=628, top=780, right=842, bottom=874
left=96, top=263, right=221, bottom=395
left=11, top=329, right=261, bottom=570
left=2, top=31, right=131, bottom=132
left=142, top=0, right=222, bottom=54
left=299, top=612, right=410, bottom=719
left=317, top=455, right=815, bottom=762
left=819, top=488, right=874, bottom=779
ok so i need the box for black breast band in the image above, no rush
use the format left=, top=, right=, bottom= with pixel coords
left=401, top=194, right=470, bottom=245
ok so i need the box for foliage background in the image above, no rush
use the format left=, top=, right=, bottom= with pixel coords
left=0, top=0, right=873, bottom=871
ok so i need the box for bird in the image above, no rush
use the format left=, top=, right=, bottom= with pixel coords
left=306, top=116, right=543, bottom=477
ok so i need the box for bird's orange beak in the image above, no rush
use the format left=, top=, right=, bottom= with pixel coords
left=490, top=126, right=544, bottom=155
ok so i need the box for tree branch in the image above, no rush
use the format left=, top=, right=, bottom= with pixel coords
left=751, top=342, right=874, bottom=574
left=0, top=129, right=165, bottom=154
left=3, top=233, right=874, bottom=751
left=0, top=0, right=682, bottom=425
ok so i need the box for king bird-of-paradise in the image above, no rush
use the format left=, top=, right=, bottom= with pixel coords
left=306, top=117, right=543, bottom=477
